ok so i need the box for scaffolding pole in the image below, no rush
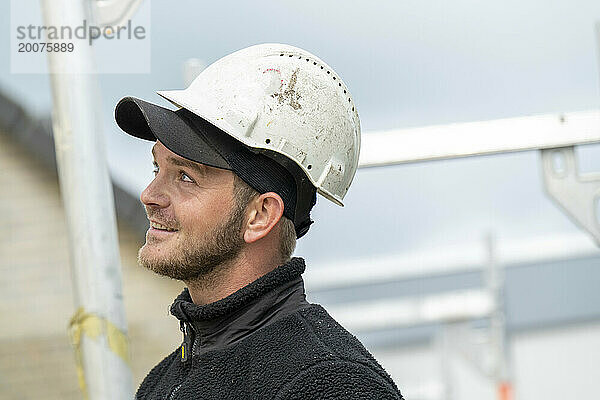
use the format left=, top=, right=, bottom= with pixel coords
left=485, top=233, right=512, bottom=400
left=40, top=0, right=133, bottom=398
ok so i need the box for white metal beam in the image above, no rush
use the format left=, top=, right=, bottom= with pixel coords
left=359, top=110, right=600, bottom=168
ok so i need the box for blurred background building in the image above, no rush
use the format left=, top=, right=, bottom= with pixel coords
left=1, top=1, right=600, bottom=399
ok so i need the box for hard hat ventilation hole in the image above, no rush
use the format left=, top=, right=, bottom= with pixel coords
left=308, top=165, right=312, bottom=170
left=276, top=52, right=355, bottom=112
left=265, top=138, right=271, bottom=144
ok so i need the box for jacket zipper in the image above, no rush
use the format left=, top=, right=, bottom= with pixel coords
left=190, top=324, right=198, bottom=358
left=167, top=303, right=198, bottom=400
left=179, top=320, right=194, bottom=363
left=167, top=383, right=182, bottom=400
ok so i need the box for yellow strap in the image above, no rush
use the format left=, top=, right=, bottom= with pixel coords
left=68, top=307, right=131, bottom=399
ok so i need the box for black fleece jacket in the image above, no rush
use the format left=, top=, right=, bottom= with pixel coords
left=135, top=258, right=403, bottom=400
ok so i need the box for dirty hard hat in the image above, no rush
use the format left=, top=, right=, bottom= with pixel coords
left=115, top=43, right=361, bottom=238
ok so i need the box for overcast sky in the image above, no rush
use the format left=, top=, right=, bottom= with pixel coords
left=1, top=0, right=600, bottom=264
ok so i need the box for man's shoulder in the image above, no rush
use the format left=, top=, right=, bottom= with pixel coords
left=237, top=303, right=388, bottom=369
left=264, top=304, right=403, bottom=399
left=295, top=304, right=399, bottom=376
left=291, top=304, right=379, bottom=361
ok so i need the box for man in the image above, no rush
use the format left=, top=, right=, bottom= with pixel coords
left=115, top=43, right=403, bottom=399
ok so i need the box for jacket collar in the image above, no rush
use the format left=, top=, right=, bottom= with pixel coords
left=170, top=257, right=308, bottom=352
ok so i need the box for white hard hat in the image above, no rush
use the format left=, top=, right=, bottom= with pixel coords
left=156, top=43, right=361, bottom=207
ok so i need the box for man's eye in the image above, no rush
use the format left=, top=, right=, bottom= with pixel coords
left=180, top=172, right=194, bottom=183
left=152, top=165, right=159, bottom=176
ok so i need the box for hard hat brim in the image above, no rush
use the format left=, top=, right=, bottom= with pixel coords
left=114, top=96, right=231, bottom=170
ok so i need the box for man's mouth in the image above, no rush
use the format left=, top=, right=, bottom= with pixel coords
left=149, top=221, right=178, bottom=232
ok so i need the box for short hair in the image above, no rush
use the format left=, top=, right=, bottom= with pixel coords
left=232, top=174, right=296, bottom=262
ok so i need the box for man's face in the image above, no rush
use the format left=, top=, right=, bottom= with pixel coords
left=138, top=141, right=246, bottom=280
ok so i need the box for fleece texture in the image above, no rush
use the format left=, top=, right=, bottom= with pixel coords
left=135, top=258, right=403, bottom=399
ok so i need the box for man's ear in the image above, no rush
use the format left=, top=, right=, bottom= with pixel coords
left=243, top=192, right=284, bottom=244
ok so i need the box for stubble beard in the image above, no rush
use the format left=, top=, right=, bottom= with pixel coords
left=138, top=204, right=246, bottom=281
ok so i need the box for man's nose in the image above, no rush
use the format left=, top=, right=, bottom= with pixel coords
left=140, top=177, right=169, bottom=208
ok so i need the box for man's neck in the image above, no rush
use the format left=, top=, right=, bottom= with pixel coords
left=184, top=251, right=282, bottom=305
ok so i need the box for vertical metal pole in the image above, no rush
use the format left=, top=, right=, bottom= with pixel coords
left=40, top=0, right=133, bottom=398
left=436, top=325, right=454, bottom=400
left=485, top=233, right=512, bottom=400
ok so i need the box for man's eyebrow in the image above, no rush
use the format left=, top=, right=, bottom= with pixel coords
left=166, top=156, right=207, bottom=176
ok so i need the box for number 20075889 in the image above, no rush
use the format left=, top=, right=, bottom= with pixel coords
left=18, top=42, right=74, bottom=52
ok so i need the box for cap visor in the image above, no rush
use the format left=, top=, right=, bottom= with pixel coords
left=114, top=96, right=230, bottom=170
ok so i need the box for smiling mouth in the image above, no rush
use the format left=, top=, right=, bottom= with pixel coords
left=149, top=221, right=178, bottom=232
